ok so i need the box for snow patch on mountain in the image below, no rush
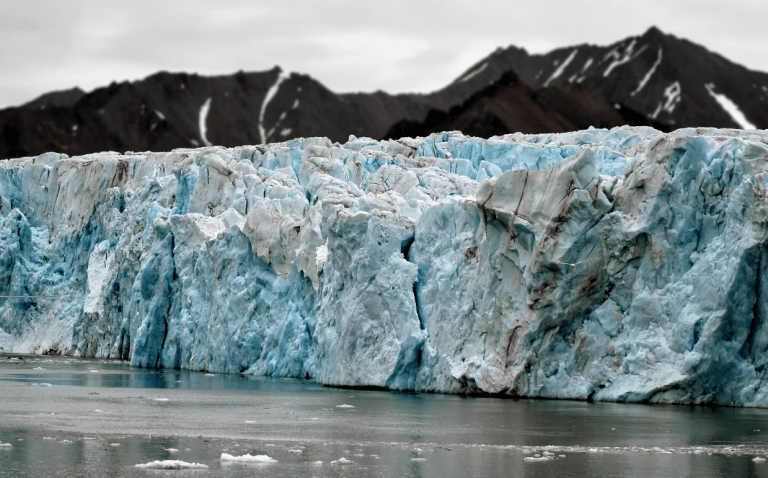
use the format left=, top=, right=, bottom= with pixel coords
left=259, top=71, right=289, bottom=144
left=199, top=98, right=212, bottom=147
left=603, top=40, right=648, bottom=77
left=458, top=62, right=488, bottom=83
left=544, top=49, right=578, bottom=87
left=631, top=47, right=663, bottom=97
left=705, top=83, right=757, bottom=129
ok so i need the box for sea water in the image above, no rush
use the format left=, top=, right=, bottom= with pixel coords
left=1, top=354, right=768, bottom=477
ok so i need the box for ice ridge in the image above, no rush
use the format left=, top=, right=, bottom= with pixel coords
left=2, top=126, right=768, bottom=406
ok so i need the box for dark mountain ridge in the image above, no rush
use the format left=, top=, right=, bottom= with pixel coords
left=1, top=26, right=766, bottom=160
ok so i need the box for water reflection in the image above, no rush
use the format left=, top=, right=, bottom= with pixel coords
left=3, top=355, right=768, bottom=477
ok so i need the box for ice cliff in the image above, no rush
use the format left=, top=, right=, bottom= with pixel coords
left=2, top=126, right=768, bottom=406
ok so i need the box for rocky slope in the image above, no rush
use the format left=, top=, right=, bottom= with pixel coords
left=2, top=126, right=768, bottom=406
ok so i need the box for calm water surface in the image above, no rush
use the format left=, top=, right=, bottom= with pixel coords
left=1, top=354, right=768, bottom=477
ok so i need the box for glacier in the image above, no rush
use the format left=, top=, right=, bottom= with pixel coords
left=2, top=126, right=768, bottom=406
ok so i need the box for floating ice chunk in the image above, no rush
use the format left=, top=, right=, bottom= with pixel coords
left=336, top=404, right=354, bottom=408
left=524, top=455, right=553, bottom=462
left=288, top=449, right=302, bottom=454
left=221, top=453, right=277, bottom=463
left=165, top=448, right=179, bottom=452
left=33, top=383, right=52, bottom=387
left=33, top=367, right=45, bottom=370
left=310, top=417, right=319, bottom=421
left=311, top=461, right=323, bottom=465
left=0, top=443, right=12, bottom=448
left=153, top=398, right=169, bottom=401
left=754, top=457, right=767, bottom=463
left=135, top=460, right=208, bottom=469
left=89, top=370, right=99, bottom=373
left=411, top=458, right=427, bottom=461
left=110, top=443, right=121, bottom=447
left=90, top=409, right=103, bottom=413
left=331, top=457, right=354, bottom=464
left=205, top=374, right=216, bottom=377
left=244, top=420, right=256, bottom=424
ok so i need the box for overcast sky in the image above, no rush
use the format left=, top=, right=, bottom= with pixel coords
left=2, top=0, right=767, bottom=108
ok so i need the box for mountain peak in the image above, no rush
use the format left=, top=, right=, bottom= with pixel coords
left=642, top=25, right=666, bottom=38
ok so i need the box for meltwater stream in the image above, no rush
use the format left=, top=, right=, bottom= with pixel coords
left=2, top=355, right=768, bottom=477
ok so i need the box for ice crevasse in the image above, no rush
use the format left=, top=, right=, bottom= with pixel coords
left=2, top=126, right=768, bottom=406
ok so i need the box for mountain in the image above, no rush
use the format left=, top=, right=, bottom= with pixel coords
left=436, top=26, right=768, bottom=130
left=1, top=26, right=766, bottom=160
left=3, top=127, right=768, bottom=406
left=385, top=70, right=671, bottom=139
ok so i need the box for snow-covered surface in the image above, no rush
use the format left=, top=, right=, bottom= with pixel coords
left=135, top=460, right=208, bottom=469
left=259, top=71, right=289, bottom=144
left=4, top=127, right=768, bottom=405
left=544, top=49, right=578, bottom=87
left=705, top=83, right=757, bottom=129
left=198, top=98, right=212, bottom=147
left=221, top=453, right=277, bottom=463
left=603, top=40, right=648, bottom=77
left=631, top=47, right=663, bottom=97
left=650, top=81, right=681, bottom=119
left=458, top=62, right=488, bottom=83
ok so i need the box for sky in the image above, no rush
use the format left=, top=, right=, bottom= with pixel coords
left=2, top=0, right=767, bottom=108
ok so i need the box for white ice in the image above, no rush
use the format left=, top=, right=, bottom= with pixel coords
left=220, top=453, right=277, bottom=463
left=135, top=460, right=208, bottom=469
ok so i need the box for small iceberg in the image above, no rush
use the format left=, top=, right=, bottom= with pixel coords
left=331, top=457, right=354, bottom=464
left=754, top=457, right=767, bottom=463
left=336, top=404, right=354, bottom=408
left=524, top=454, right=554, bottom=462
left=220, top=453, right=277, bottom=463
left=0, top=443, right=12, bottom=448
left=135, top=460, right=208, bottom=469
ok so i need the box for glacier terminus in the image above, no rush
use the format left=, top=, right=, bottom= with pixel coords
left=2, top=126, right=768, bottom=406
